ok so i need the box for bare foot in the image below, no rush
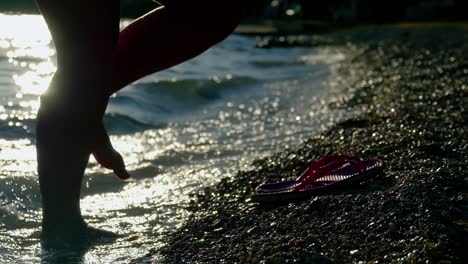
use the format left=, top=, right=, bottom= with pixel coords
left=41, top=219, right=119, bottom=249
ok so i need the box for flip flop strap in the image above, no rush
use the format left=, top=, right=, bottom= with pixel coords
left=294, top=156, right=363, bottom=192
left=296, top=154, right=350, bottom=182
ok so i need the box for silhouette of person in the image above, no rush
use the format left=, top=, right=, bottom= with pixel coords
left=34, top=0, right=240, bottom=245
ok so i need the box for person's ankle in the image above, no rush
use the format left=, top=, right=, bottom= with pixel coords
left=41, top=218, right=119, bottom=249
left=42, top=213, right=86, bottom=232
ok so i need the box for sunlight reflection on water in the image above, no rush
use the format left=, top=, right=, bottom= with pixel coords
left=1, top=14, right=54, bottom=98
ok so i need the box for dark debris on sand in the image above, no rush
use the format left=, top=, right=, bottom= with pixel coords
left=143, top=26, right=468, bottom=263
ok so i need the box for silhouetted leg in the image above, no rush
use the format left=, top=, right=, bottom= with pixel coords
left=35, top=0, right=240, bottom=242
left=35, top=0, right=119, bottom=242
left=109, top=1, right=241, bottom=94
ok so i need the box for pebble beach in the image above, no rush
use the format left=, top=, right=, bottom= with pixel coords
left=146, top=25, right=468, bottom=263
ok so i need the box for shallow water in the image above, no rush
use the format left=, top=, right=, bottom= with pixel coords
left=0, top=14, right=352, bottom=263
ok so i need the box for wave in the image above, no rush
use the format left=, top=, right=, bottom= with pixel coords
left=135, top=75, right=257, bottom=101
left=103, top=113, right=162, bottom=135
left=106, top=76, right=258, bottom=126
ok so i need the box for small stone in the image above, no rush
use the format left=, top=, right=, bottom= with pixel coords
left=305, top=197, right=322, bottom=213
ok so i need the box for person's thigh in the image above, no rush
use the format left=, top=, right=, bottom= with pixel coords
left=110, top=1, right=240, bottom=94
left=36, top=0, right=119, bottom=78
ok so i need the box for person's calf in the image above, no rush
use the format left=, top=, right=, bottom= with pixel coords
left=37, top=75, right=109, bottom=232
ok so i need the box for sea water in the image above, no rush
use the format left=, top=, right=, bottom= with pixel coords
left=0, top=14, right=352, bottom=263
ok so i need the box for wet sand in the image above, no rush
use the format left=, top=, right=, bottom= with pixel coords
left=139, top=26, right=467, bottom=263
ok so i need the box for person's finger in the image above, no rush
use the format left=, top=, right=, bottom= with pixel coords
left=93, top=151, right=114, bottom=170
left=112, top=152, right=131, bottom=180
left=114, top=168, right=131, bottom=181
left=92, top=122, right=131, bottom=180
left=93, top=149, right=131, bottom=180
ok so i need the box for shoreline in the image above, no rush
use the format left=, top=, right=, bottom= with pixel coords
left=139, top=25, right=467, bottom=263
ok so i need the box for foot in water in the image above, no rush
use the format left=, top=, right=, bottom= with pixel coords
left=41, top=219, right=120, bottom=249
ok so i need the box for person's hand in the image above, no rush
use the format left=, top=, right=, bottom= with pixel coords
left=92, top=123, right=130, bottom=180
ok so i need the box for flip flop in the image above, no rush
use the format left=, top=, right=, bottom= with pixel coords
left=255, top=154, right=359, bottom=194
left=252, top=157, right=384, bottom=203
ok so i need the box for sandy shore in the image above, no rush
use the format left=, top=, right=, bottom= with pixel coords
left=137, top=25, right=467, bottom=263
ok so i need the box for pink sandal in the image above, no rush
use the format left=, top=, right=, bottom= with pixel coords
left=252, top=155, right=384, bottom=203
